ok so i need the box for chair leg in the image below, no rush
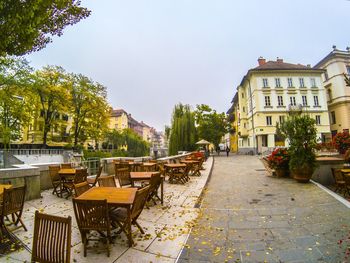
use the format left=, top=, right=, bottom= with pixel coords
left=134, top=221, right=144, bottom=234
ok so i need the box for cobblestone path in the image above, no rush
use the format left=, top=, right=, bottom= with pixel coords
left=179, top=155, right=350, bottom=263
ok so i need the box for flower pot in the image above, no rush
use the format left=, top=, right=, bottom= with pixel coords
left=275, top=168, right=288, bottom=177
left=291, top=166, right=314, bottom=183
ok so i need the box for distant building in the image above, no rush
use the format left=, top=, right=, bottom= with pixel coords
left=314, top=46, right=350, bottom=136
left=109, top=109, right=129, bottom=131
left=236, top=57, right=330, bottom=154
left=226, top=92, right=239, bottom=153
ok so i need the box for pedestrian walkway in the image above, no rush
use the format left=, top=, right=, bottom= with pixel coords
left=179, top=155, right=350, bottom=263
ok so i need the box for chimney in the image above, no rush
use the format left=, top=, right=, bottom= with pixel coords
left=276, top=57, right=283, bottom=63
left=258, top=56, right=266, bottom=66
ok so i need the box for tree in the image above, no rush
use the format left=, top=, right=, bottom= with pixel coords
left=0, top=0, right=90, bottom=56
left=194, top=104, right=230, bottom=148
left=32, top=66, right=69, bottom=147
left=345, top=73, right=350, bottom=87
left=168, top=104, right=197, bottom=155
left=122, top=129, right=149, bottom=157
left=68, top=73, right=109, bottom=149
left=0, top=56, right=34, bottom=148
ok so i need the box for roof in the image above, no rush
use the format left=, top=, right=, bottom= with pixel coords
left=253, top=61, right=310, bottom=71
left=111, top=109, right=127, bottom=117
left=314, top=48, right=350, bottom=68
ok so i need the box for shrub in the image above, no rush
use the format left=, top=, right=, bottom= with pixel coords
left=332, top=132, right=350, bottom=154
left=267, top=148, right=289, bottom=169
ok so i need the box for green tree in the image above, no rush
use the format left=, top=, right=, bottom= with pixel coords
left=0, top=56, right=34, bottom=148
left=0, top=0, right=90, bottom=56
left=122, top=129, right=149, bottom=157
left=345, top=73, right=350, bottom=87
left=194, top=104, right=230, bottom=148
left=32, top=66, right=69, bottom=147
left=68, top=73, right=109, bottom=149
left=168, top=104, right=197, bottom=155
left=104, top=130, right=124, bottom=150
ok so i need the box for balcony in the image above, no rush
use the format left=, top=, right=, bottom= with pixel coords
left=288, top=104, right=302, bottom=113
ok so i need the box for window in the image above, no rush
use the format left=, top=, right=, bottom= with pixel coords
left=262, top=135, right=268, bottom=147
left=347, top=66, right=350, bottom=76
left=265, top=96, right=271, bottom=106
left=299, top=78, right=305, bottom=87
left=242, top=93, right=244, bottom=98
left=262, top=78, right=269, bottom=88
left=290, top=96, right=296, bottom=106
left=313, top=96, right=319, bottom=106
left=243, top=106, right=245, bottom=112
left=315, top=115, right=321, bottom=125
left=310, top=78, right=316, bottom=87
left=302, top=95, right=308, bottom=106
left=331, top=111, right=336, bottom=124
left=277, top=96, right=284, bottom=106
left=275, top=78, right=281, bottom=88
left=266, top=116, right=272, bottom=126
left=244, top=123, right=246, bottom=128
left=279, top=115, right=285, bottom=124
left=287, top=78, right=293, bottom=87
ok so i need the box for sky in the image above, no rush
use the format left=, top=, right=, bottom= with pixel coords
left=26, top=0, right=350, bottom=131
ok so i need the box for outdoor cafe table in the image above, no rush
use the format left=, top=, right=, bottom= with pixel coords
left=164, top=163, right=188, bottom=184
left=141, top=162, right=157, bottom=172
left=76, top=187, right=137, bottom=247
left=180, top=160, right=200, bottom=176
left=130, top=172, right=164, bottom=204
left=0, top=184, right=12, bottom=197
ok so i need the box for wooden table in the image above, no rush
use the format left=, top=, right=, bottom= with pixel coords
left=58, top=169, right=76, bottom=198
left=76, top=187, right=137, bottom=246
left=0, top=184, right=12, bottom=196
left=164, top=163, right=188, bottom=184
left=341, top=169, right=350, bottom=174
left=130, top=172, right=164, bottom=204
left=141, top=162, right=157, bottom=172
left=180, top=160, right=200, bottom=176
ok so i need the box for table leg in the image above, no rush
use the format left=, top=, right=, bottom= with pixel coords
left=161, top=177, right=164, bottom=205
left=126, top=207, right=133, bottom=247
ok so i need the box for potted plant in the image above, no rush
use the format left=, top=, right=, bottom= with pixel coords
left=267, top=148, right=290, bottom=177
left=278, top=114, right=318, bottom=183
left=332, top=132, right=350, bottom=154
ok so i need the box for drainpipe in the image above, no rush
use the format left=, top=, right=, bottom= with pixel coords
left=248, top=79, right=256, bottom=154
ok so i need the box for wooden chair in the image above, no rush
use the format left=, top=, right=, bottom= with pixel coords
left=72, top=199, right=112, bottom=257
left=1, top=185, right=27, bottom=231
left=331, top=168, right=350, bottom=195
left=147, top=173, right=162, bottom=205
left=87, top=165, right=103, bottom=187
left=74, top=182, right=91, bottom=197
left=31, top=211, right=71, bottom=263
left=110, top=186, right=150, bottom=243
left=63, top=168, right=88, bottom=198
left=49, top=165, right=62, bottom=197
left=97, top=175, right=117, bottom=187
left=61, top=163, right=73, bottom=169
left=115, top=168, right=132, bottom=187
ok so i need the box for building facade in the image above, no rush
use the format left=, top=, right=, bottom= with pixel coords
left=314, top=47, right=350, bottom=136
left=237, top=57, right=330, bottom=154
left=227, top=93, right=239, bottom=152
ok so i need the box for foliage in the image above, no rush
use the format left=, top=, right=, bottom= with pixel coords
left=104, top=130, right=124, bottom=150
left=31, top=66, right=70, bottom=147
left=0, top=56, right=34, bottom=148
left=332, top=132, right=350, bottom=154
left=122, top=129, right=150, bottom=157
left=267, top=148, right=289, bottom=169
left=83, top=149, right=112, bottom=159
left=194, top=104, right=230, bottom=148
left=315, top=142, right=336, bottom=151
left=344, top=73, right=350, bottom=87
left=168, top=104, right=197, bottom=155
left=0, top=0, right=90, bottom=56
left=278, top=114, right=318, bottom=170
left=68, top=73, right=109, bottom=149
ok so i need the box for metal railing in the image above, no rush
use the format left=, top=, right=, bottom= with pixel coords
left=81, top=158, right=100, bottom=176
left=7, top=149, right=65, bottom=156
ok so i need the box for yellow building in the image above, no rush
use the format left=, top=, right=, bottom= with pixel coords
left=237, top=57, right=331, bottom=154
left=109, top=109, right=129, bottom=131
left=227, top=93, right=239, bottom=152
left=314, top=47, right=350, bottom=136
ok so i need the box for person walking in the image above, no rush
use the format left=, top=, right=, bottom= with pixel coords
left=226, top=146, right=230, bottom=157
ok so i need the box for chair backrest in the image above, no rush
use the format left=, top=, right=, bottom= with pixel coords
left=74, top=182, right=91, bottom=197
left=114, top=162, right=129, bottom=170
left=49, top=165, right=61, bottom=182
left=92, top=165, right=104, bottom=186
left=74, top=168, right=88, bottom=184
left=97, top=175, right=117, bottom=187
left=115, top=168, right=131, bottom=187
left=149, top=173, right=162, bottom=194
left=31, top=211, right=71, bottom=263
left=72, top=199, right=110, bottom=232
left=61, top=163, right=72, bottom=169
left=2, top=185, right=26, bottom=216
left=131, top=186, right=150, bottom=220
left=331, top=168, right=344, bottom=183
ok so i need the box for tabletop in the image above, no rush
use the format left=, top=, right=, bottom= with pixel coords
left=164, top=163, right=186, bottom=168
left=130, top=171, right=159, bottom=179
left=142, top=162, right=157, bottom=167
left=76, top=187, right=137, bottom=205
left=58, top=168, right=76, bottom=175
left=181, top=160, right=200, bottom=164
left=341, top=169, right=350, bottom=174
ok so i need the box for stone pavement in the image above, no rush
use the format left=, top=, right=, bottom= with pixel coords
left=179, top=155, right=350, bottom=263
left=2, top=157, right=213, bottom=263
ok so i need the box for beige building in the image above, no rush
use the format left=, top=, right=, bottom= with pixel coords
left=237, top=57, right=331, bottom=154
left=109, top=109, right=129, bottom=131
left=314, top=47, right=350, bottom=136
left=226, top=92, right=239, bottom=152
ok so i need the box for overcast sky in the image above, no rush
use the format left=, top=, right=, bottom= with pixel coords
left=26, top=0, right=350, bottom=131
